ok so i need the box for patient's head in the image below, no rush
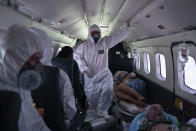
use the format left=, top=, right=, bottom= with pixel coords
left=114, top=71, right=128, bottom=82
left=139, top=119, right=173, bottom=131
left=150, top=121, right=173, bottom=131
left=146, top=104, right=165, bottom=122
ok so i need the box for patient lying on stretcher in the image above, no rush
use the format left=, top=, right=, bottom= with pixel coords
left=113, top=71, right=147, bottom=113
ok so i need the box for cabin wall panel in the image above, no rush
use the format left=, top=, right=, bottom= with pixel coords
left=173, top=46, right=196, bottom=105
left=130, top=30, right=196, bottom=105
left=135, top=46, right=173, bottom=92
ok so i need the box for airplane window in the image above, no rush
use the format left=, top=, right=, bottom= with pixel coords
left=143, top=52, right=150, bottom=74
left=136, top=55, right=140, bottom=70
left=127, top=52, right=131, bottom=58
left=184, top=56, right=196, bottom=90
left=155, top=53, right=166, bottom=81
left=147, top=54, right=151, bottom=73
left=132, top=48, right=140, bottom=70
left=160, top=54, right=166, bottom=79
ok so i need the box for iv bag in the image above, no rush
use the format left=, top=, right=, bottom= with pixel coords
left=178, top=47, right=189, bottom=64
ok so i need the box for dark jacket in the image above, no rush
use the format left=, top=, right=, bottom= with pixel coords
left=51, top=58, right=83, bottom=100
left=31, top=66, right=67, bottom=131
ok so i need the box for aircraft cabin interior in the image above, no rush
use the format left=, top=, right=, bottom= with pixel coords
left=0, top=0, right=196, bottom=131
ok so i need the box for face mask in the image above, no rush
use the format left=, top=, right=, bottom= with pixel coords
left=91, top=33, right=101, bottom=44
left=18, top=62, right=43, bottom=90
left=93, top=36, right=100, bottom=44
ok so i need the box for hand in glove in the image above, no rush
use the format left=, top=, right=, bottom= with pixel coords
left=84, top=69, right=93, bottom=78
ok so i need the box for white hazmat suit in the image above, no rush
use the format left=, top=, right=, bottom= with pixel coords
left=74, top=24, right=129, bottom=120
left=0, top=25, right=50, bottom=131
left=0, top=25, right=75, bottom=131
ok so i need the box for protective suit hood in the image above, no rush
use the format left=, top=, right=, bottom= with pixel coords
left=30, top=28, right=53, bottom=66
left=0, top=25, right=49, bottom=86
left=88, top=24, right=101, bottom=44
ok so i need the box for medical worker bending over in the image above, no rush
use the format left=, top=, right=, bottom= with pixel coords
left=74, top=24, right=129, bottom=120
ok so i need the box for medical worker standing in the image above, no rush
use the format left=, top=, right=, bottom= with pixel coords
left=74, top=24, right=129, bottom=120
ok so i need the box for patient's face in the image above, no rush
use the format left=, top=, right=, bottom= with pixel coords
left=151, top=123, right=173, bottom=131
left=146, top=104, right=165, bottom=122
left=120, top=72, right=128, bottom=80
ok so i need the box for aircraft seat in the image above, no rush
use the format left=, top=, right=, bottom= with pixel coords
left=31, top=66, right=67, bottom=131
left=0, top=91, right=21, bottom=131
left=112, top=98, right=140, bottom=123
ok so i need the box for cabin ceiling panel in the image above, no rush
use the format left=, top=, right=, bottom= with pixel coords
left=127, top=0, right=196, bottom=41
left=49, top=13, right=84, bottom=30
left=109, top=0, right=153, bottom=32
left=16, top=0, right=59, bottom=19
left=17, top=0, right=85, bottom=23
left=101, top=0, right=125, bottom=26
left=126, top=28, right=140, bottom=42
left=18, top=7, right=43, bottom=18
left=157, top=0, right=196, bottom=30
left=0, top=4, right=33, bottom=29
left=47, top=1, right=85, bottom=26
left=9, top=0, right=196, bottom=42
left=15, top=0, right=85, bottom=38
left=58, top=19, right=89, bottom=40
left=84, top=0, right=105, bottom=26
left=131, top=19, right=164, bottom=40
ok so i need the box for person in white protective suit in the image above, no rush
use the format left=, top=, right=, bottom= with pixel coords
left=0, top=25, right=75, bottom=131
left=74, top=24, right=129, bottom=120
left=0, top=25, right=50, bottom=131
left=30, top=28, right=77, bottom=120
